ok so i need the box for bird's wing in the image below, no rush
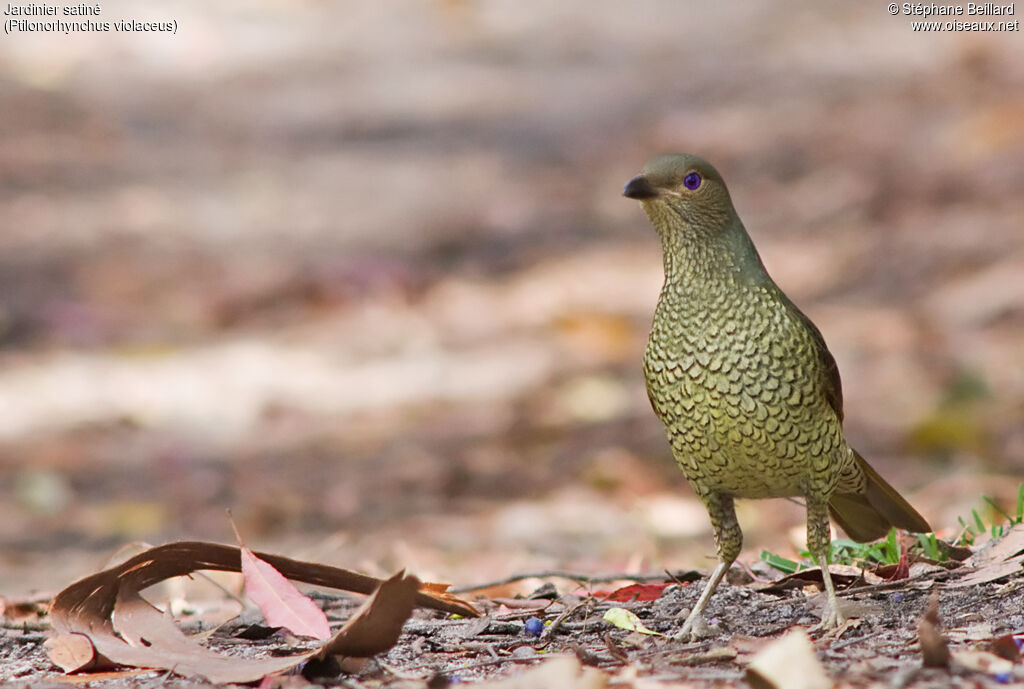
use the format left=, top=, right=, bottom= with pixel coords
left=813, top=330, right=845, bottom=423
left=780, top=293, right=845, bottom=422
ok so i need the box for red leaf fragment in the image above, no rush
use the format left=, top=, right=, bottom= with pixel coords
left=594, top=582, right=672, bottom=602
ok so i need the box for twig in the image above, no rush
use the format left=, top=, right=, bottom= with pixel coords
left=447, top=654, right=548, bottom=672
left=540, top=596, right=594, bottom=641
left=837, top=567, right=955, bottom=595
left=829, top=628, right=885, bottom=651
left=1, top=622, right=49, bottom=633
left=378, top=660, right=432, bottom=681
left=450, top=570, right=700, bottom=594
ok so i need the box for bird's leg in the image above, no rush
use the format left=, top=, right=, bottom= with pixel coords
left=806, top=493, right=844, bottom=630
left=673, top=491, right=740, bottom=641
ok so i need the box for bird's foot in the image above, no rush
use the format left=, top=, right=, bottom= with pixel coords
left=810, top=617, right=860, bottom=641
left=671, top=610, right=715, bottom=642
left=809, top=599, right=846, bottom=633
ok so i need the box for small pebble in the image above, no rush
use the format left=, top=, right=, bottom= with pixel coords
left=512, top=645, right=537, bottom=658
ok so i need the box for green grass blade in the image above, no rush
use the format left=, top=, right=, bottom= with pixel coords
left=983, top=495, right=1013, bottom=525
left=760, top=550, right=801, bottom=574
left=973, top=508, right=986, bottom=534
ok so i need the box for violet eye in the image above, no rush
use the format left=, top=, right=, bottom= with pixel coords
left=683, top=172, right=702, bottom=190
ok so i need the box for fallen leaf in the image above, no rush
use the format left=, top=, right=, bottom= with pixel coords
left=49, top=541, right=476, bottom=622
left=745, top=628, right=831, bottom=689
left=756, top=564, right=869, bottom=593
left=473, top=655, right=607, bottom=689
left=490, top=597, right=553, bottom=612
left=47, top=541, right=477, bottom=683
left=102, top=585, right=298, bottom=682
left=458, top=615, right=494, bottom=638
left=988, top=634, right=1021, bottom=662
left=966, top=523, right=1024, bottom=568
left=602, top=631, right=630, bottom=663
left=918, top=591, right=950, bottom=669
left=951, top=523, right=1024, bottom=587
left=318, top=570, right=420, bottom=658
left=43, top=633, right=100, bottom=673
left=257, top=674, right=313, bottom=689
left=419, top=581, right=457, bottom=595
left=594, top=583, right=671, bottom=602
left=1, top=595, right=50, bottom=621
left=240, top=546, right=331, bottom=640
left=675, top=646, right=738, bottom=666
left=45, top=669, right=161, bottom=684
left=952, top=649, right=1014, bottom=678
left=602, top=608, right=661, bottom=636
left=570, top=643, right=603, bottom=667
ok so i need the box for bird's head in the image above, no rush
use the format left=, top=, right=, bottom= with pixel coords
left=622, top=153, right=736, bottom=235
left=623, top=153, right=766, bottom=282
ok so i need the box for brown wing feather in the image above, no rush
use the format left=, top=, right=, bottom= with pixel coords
left=782, top=296, right=930, bottom=537
left=779, top=294, right=844, bottom=421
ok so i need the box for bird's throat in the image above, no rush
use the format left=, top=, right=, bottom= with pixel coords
left=649, top=210, right=771, bottom=290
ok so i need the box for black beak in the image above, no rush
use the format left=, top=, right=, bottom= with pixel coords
left=622, top=175, right=659, bottom=200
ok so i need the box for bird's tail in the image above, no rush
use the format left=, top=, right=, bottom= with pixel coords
left=828, top=450, right=931, bottom=543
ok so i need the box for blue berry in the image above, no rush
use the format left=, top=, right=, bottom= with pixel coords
left=524, top=616, right=544, bottom=637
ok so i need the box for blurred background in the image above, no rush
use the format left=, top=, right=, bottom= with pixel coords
left=1, top=1, right=1022, bottom=597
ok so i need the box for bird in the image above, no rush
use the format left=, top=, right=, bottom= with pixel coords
left=623, top=153, right=930, bottom=640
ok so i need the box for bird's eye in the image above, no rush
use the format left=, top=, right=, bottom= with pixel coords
left=683, top=172, right=702, bottom=190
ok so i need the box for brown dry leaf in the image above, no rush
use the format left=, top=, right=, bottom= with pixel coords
left=490, top=597, right=553, bottom=612
left=745, top=628, right=832, bottom=689
left=473, top=655, right=607, bottom=689
left=988, top=634, right=1022, bottom=662
left=917, top=591, right=950, bottom=669
left=256, top=671, right=311, bottom=687
left=950, top=523, right=1024, bottom=587
left=675, top=646, right=738, bottom=666
left=105, top=586, right=301, bottom=682
left=318, top=570, right=420, bottom=658
left=1, top=595, right=51, bottom=621
left=49, top=541, right=477, bottom=621
left=257, top=675, right=315, bottom=689
left=42, top=633, right=100, bottom=673
left=47, top=541, right=477, bottom=683
left=45, top=669, right=164, bottom=684
left=240, top=545, right=331, bottom=640
left=756, top=564, right=867, bottom=593
left=602, top=631, right=630, bottom=664
left=965, top=523, right=1024, bottom=568
left=418, top=581, right=454, bottom=595
left=951, top=649, right=1015, bottom=678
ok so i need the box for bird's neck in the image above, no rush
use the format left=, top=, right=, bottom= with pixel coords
left=657, top=218, right=771, bottom=294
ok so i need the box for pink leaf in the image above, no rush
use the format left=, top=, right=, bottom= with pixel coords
left=240, top=546, right=331, bottom=640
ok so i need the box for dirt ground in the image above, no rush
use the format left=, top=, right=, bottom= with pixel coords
left=1, top=1, right=1023, bottom=686
left=4, top=553, right=1024, bottom=688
